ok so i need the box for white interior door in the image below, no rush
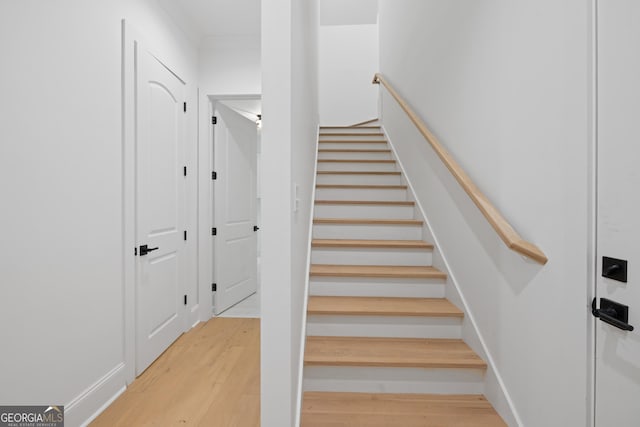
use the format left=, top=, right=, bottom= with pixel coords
left=595, top=1, right=640, bottom=423
left=136, top=44, right=186, bottom=374
left=213, top=104, right=258, bottom=314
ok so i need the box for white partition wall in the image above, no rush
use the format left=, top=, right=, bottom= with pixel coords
left=319, top=23, right=379, bottom=125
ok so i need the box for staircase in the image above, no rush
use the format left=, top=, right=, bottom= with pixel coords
left=300, top=123, right=507, bottom=426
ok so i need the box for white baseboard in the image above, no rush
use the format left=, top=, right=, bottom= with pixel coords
left=64, top=363, right=126, bottom=427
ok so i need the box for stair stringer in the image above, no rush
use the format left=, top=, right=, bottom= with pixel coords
left=383, top=126, right=521, bottom=427
left=294, top=125, right=320, bottom=427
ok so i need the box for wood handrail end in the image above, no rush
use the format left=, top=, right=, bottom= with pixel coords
left=509, top=240, right=548, bottom=265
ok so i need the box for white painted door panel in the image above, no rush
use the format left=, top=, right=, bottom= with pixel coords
left=596, top=1, right=640, bottom=424
left=214, top=105, right=258, bottom=314
left=136, top=44, right=186, bottom=374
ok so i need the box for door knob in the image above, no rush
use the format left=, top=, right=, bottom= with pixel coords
left=139, top=244, right=159, bottom=256
left=592, top=298, right=634, bottom=331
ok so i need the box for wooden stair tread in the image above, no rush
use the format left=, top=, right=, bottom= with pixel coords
left=301, top=392, right=507, bottom=427
left=315, top=200, right=414, bottom=205
left=318, top=159, right=395, bottom=163
left=316, top=184, right=407, bottom=189
left=317, top=171, right=400, bottom=175
left=307, top=296, right=463, bottom=317
left=310, top=264, right=446, bottom=279
left=314, top=218, right=423, bottom=225
left=304, top=336, right=486, bottom=369
left=318, top=149, right=391, bottom=153
left=320, top=126, right=381, bottom=129
left=319, top=132, right=384, bottom=136
left=318, top=143, right=387, bottom=144
left=312, top=239, right=432, bottom=249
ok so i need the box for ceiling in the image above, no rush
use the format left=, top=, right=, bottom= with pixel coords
left=158, top=0, right=261, bottom=39
left=320, top=0, right=378, bottom=26
left=219, top=99, right=262, bottom=121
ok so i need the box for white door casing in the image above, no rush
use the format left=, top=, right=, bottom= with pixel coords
left=213, top=103, right=258, bottom=314
left=595, top=1, right=640, bottom=423
left=135, top=43, right=187, bottom=374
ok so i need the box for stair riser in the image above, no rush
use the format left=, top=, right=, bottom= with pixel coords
left=316, top=174, right=402, bottom=185
left=311, top=248, right=432, bottom=266
left=314, top=204, right=415, bottom=219
left=319, top=135, right=386, bottom=141
left=310, top=278, right=445, bottom=298
left=303, top=366, right=484, bottom=394
left=317, top=151, right=392, bottom=160
left=313, top=224, right=422, bottom=240
left=317, top=162, right=397, bottom=172
left=315, top=188, right=407, bottom=201
left=319, top=142, right=389, bottom=150
left=306, top=315, right=462, bottom=339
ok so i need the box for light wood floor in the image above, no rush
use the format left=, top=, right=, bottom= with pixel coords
left=91, top=317, right=260, bottom=427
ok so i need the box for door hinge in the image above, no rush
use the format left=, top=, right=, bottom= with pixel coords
left=183, top=166, right=187, bottom=176
left=184, top=295, right=187, bottom=305
left=184, top=230, right=187, bottom=241
left=183, top=102, right=187, bottom=113
left=134, top=247, right=137, bottom=256
left=212, top=171, right=217, bottom=180
left=212, top=283, right=217, bottom=292
left=212, top=116, right=217, bottom=125
left=212, top=227, right=217, bottom=236
left=253, top=225, right=260, bottom=232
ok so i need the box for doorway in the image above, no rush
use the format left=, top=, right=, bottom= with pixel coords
left=593, top=1, right=640, bottom=424
left=208, top=96, right=262, bottom=315
left=122, top=21, right=191, bottom=380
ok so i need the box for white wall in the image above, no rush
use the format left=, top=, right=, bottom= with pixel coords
left=378, top=1, right=590, bottom=425
left=199, top=36, right=261, bottom=95
left=320, top=0, right=378, bottom=25
left=291, top=0, right=319, bottom=424
left=319, top=24, right=378, bottom=125
left=261, top=0, right=319, bottom=425
left=0, top=1, right=198, bottom=425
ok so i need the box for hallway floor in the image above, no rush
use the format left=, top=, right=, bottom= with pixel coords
left=218, top=292, right=260, bottom=318
left=90, top=317, right=260, bottom=426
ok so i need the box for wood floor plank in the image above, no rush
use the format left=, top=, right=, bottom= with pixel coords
left=301, top=392, right=507, bottom=427
left=307, top=296, right=463, bottom=317
left=312, top=239, right=433, bottom=249
left=310, top=264, right=446, bottom=279
left=90, top=318, right=260, bottom=427
left=304, top=336, right=486, bottom=369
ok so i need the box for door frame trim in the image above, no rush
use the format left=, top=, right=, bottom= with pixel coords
left=587, top=0, right=598, bottom=425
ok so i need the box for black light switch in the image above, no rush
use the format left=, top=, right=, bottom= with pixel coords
left=602, top=256, right=628, bottom=283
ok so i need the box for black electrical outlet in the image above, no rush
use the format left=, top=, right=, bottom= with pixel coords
left=602, top=256, right=627, bottom=283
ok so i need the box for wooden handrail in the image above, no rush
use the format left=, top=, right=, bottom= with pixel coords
left=373, top=73, right=548, bottom=265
